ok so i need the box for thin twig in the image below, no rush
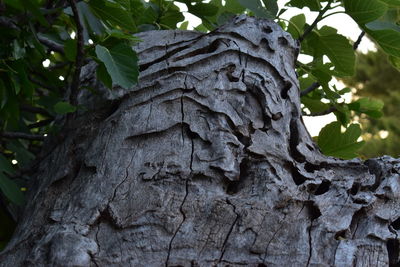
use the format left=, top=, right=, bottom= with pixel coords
left=28, top=119, right=53, bottom=129
left=68, top=0, right=85, bottom=107
left=304, top=106, right=337, bottom=117
left=298, top=0, right=332, bottom=42
left=28, top=75, right=57, bottom=91
left=37, top=36, right=65, bottom=54
left=0, top=16, right=18, bottom=30
left=1, top=131, right=45, bottom=141
left=20, top=104, right=54, bottom=118
left=353, top=31, right=365, bottom=50
left=300, top=82, right=320, bottom=97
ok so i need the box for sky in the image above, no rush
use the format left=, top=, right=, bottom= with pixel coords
left=174, top=0, right=376, bottom=136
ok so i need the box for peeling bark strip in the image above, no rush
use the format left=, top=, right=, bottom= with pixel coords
left=1, top=15, right=400, bottom=266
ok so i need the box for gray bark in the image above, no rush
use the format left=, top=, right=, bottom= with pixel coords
left=1, top=15, right=400, bottom=266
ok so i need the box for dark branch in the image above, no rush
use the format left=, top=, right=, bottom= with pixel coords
left=300, top=82, right=320, bottom=97
left=20, top=104, right=54, bottom=118
left=68, top=0, right=85, bottom=107
left=1, top=131, right=45, bottom=141
left=37, top=36, right=65, bottom=54
left=298, top=0, right=332, bottom=42
left=304, top=106, right=337, bottom=117
left=28, top=119, right=54, bottom=129
left=353, top=31, right=365, bottom=50
left=28, top=75, right=57, bottom=91
left=0, top=16, right=18, bottom=30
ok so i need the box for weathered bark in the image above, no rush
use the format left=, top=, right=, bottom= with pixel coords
left=1, top=15, right=400, bottom=266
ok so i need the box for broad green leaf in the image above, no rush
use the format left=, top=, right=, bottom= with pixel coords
left=179, top=21, right=189, bottom=30
left=11, top=60, right=33, bottom=98
left=12, top=39, right=25, bottom=60
left=106, top=29, right=141, bottom=42
left=188, top=3, right=219, bottom=17
left=335, top=104, right=351, bottom=126
left=367, top=28, right=400, bottom=57
left=224, top=0, right=246, bottom=13
left=159, top=4, right=185, bottom=29
left=301, top=97, right=330, bottom=113
left=287, top=0, right=320, bottom=11
left=89, top=0, right=137, bottom=32
left=237, top=0, right=275, bottom=18
left=54, top=101, right=77, bottom=114
left=380, top=0, right=400, bottom=6
left=366, top=21, right=400, bottom=31
left=20, top=0, right=49, bottom=27
left=344, top=0, right=388, bottom=25
left=64, top=39, right=77, bottom=62
left=0, top=172, right=24, bottom=206
left=95, top=43, right=139, bottom=89
left=0, top=155, right=15, bottom=175
left=309, top=33, right=355, bottom=76
left=0, top=79, right=7, bottom=109
left=318, top=121, right=365, bottom=159
left=389, top=55, right=400, bottom=69
left=7, top=141, right=34, bottom=168
left=96, top=63, right=113, bottom=89
left=262, top=0, right=279, bottom=17
left=348, top=97, right=384, bottom=118
left=286, top=14, right=306, bottom=39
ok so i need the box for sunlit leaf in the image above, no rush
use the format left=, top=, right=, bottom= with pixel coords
left=318, top=121, right=365, bottom=159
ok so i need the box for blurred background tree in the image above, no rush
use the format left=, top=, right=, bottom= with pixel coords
left=342, top=49, right=400, bottom=158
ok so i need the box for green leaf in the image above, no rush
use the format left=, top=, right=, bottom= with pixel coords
left=88, top=0, right=137, bottom=32
left=366, top=21, right=400, bottom=32
left=348, top=97, right=384, bottom=118
left=12, top=39, right=26, bottom=60
left=95, top=43, right=139, bottom=89
left=286, top=14, right=306, bottom=39
left=179, top=21, right=189, bottom=30
left=0, top=155, right=15, bottom=175
left=236, top=0, right=275, bottom=18
left=0, top=172, right=24, bottom=206
left=379, top=0, right=400, bottom=6
left=7, top=141, right=34, bottom=168
left=54, top=101, right=77, bottom=114
left=389, top=55, right=400, bottom=69
left=367, top=28, right=400, bottom=57
left=287, top=0, right=320, bottom=11
left=96, top=63, right=113, bottom=89
left=301, top=97, right=330, bottom=113
left=261, top=0, right=278, bottom=17
left=309, top=32, right=355, bottom=76
left=106, top=29, right=141, bottom=42
left=188, top=3, right=219, bottom=17
left=159, top=3, right=185, bottom=29
left=344, top=0, right=388, bottom=25
left=64, top=39, right=77, bottom=62
left=318, top=121, right=365, bottom=159
left=20, top=0, right=49, bottom=27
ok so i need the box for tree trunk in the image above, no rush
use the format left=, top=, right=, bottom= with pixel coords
left=1, top=15, right=400, bottom=266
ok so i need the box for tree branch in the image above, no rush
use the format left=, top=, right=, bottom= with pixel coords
left=353, top=31, right=365, bottom=50
left=68, top=0, right=85, bottom=107
left=0, top=16, right=18, bottom=30
left=304, top=106, right=337, bottom=117
left=300, top=82, right=320, bottom=97
left=20, top=104, right=54, bottom=118
left=37, top=36, right=65, bottom=54
left=1, top=131, right=45, bottom=141
left=28, top=119, right=53, bottom=129
left=298, top=0, right=332, bottom=42
left=28, top=75, right=58, bottom=92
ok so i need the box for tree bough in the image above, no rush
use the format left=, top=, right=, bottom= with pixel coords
left=1, top=15, right=399, bottom=266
